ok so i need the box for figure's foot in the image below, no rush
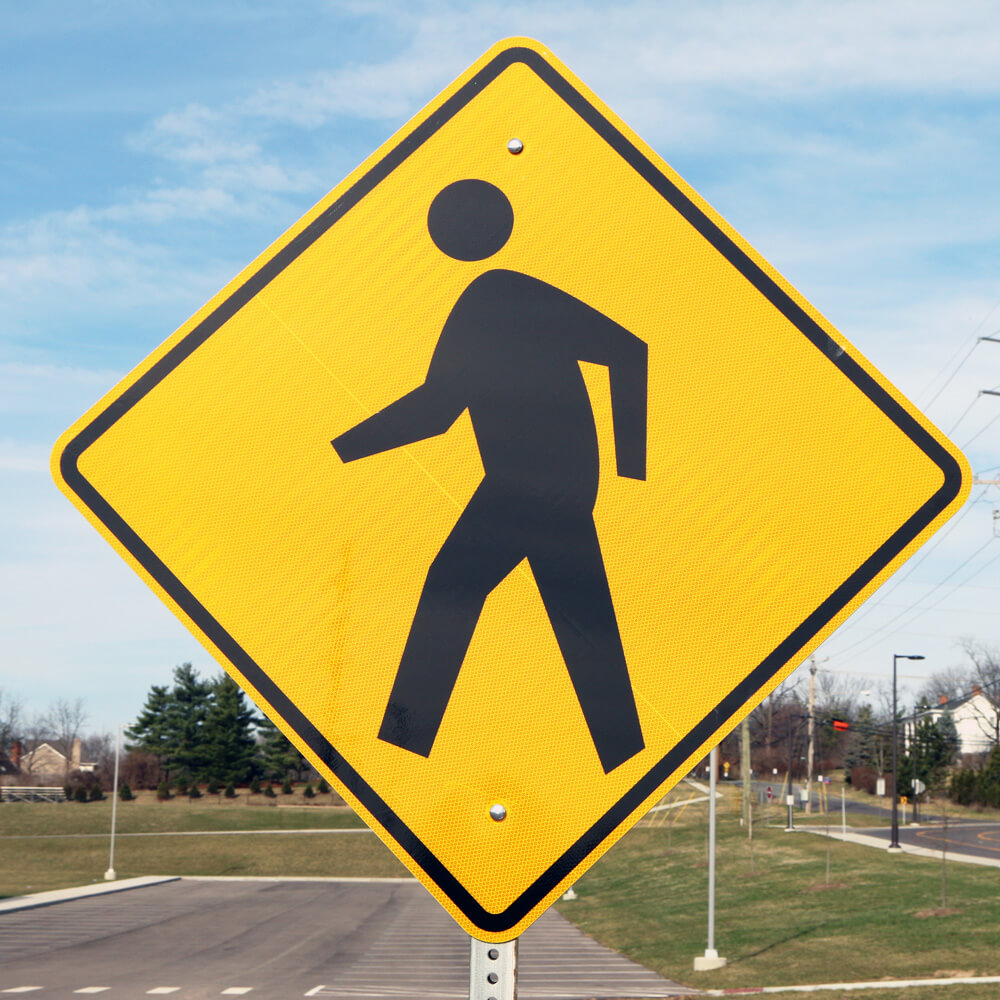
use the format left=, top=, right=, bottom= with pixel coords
left=378, top=702, right=436, bottom=758
left=596, top=733, right=645, bottom=774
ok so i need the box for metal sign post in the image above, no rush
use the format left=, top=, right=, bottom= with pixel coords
left=104, top=723, right=121, bottom=881
left=694, top=746, right=726, bottom=971
left=470, top=937, right=517, bottom=1000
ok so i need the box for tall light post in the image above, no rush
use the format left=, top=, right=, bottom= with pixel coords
left=890, top=654, right=924, bottom=851
left=104, top=723, right=122, bottom=881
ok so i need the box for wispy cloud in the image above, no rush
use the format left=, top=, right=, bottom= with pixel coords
left=0, top=362, right=123, bottom=414
left=0, top=440, right=47, bottom=473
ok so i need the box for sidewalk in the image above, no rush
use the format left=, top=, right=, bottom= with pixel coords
left=0, top=875, right=179, bottom=913
left=796, top=824, right=1000, bottom=868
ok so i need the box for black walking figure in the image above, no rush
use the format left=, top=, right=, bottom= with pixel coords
left=333, top=179, right=648, bottom=773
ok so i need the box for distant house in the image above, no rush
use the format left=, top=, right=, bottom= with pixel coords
left=17, top=738, right=96, bottom=785
left=914, top=687, right=999, bottom=759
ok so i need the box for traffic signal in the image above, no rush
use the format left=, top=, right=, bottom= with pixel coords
left=832, top=719, right=850, bottom=731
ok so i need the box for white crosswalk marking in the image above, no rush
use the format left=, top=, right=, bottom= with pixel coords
left=221, top=990, right=253, bottom=995
left=74, top=990, right=112, bottom=995
left=0, top=990, right=43, bottom=994
left=146, top=989, right=181, bottom=995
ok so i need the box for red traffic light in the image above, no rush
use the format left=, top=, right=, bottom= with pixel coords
left=832, top=719, right=850, bottom=731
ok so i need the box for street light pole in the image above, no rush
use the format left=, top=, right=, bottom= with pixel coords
left=890, top=654, right=924, bottom=852
left=104, top=723, right=121, bottom=881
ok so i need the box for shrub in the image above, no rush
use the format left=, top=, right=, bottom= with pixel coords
left=224, top=783, right=237, bottom=799
left=175, top=776, right=189, bottom=796
left=119, top=783, right=134, bottom=801
left=188, top=785, right=202, bottom=799
left=206, top=778, right=219, bottom=795
left=303, top=783, right=315, bottom=799
left=281, top=778, right=293, bottom=795
left=317, top=777, right=330, bottom=794
left=74, top=786, right=88, bottom=803
left=249, top=778, right=261, bottom=795
left=89, top=786, right=105, bottom=801
left=63, top=783, right=74, bottom=801
left=263, top=783, right=276, bottom=798
left=156, top=781, right=171, bottom=801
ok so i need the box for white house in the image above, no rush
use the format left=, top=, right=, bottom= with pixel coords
left=916, top=688, right=999, bottom=758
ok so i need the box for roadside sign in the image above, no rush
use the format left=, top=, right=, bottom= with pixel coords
left=52, top=38, right=969, bottom=940
left=914, top=779, right=927, bottom=795
left=766, top=786, right=773, bottom=801
left=877, top=778, right=887, bottom=797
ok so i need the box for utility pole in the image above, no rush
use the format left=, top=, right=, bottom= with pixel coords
left=741, top=715, right=752, bottom=828
left=806, top=658, right=817, bottom=814
left=785, top=713, right=795, bottom=831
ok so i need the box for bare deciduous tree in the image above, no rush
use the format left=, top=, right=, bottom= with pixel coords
left=0, top=689, right=22, bottom=754
left=955, top=639, right=1000, bottom=748
left=18, top=714, right=54, bottom=781
left=916, top=665, right=968, bottom=706
left=43, top=697, right=88, bottom=778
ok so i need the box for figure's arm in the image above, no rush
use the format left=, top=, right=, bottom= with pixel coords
left=332, top=381, right=465, bottom=462
left=607, top=336, right=647, bottom=481
left=566, top=292, right=648, bottom=481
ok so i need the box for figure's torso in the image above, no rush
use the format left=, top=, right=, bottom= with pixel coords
left=438, top=269, right=601, bottom=508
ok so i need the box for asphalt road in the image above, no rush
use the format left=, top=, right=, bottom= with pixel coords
left=0, top=879, right=695, bottom=999
left=854, top=821, right=1000, bottom=862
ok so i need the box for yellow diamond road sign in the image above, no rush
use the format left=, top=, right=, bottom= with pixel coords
left=54, top=38, right=969, bottom=940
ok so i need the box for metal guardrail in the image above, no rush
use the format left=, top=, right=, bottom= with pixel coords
left=1, top=786, right=66, bottom=803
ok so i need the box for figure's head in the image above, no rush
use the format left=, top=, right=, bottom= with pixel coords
left=427, top=179, right=513, bottom=261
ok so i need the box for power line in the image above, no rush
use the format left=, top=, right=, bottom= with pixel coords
left=946, top=394, right=982, bottom=437
left=822, top=487, right=987, bottom=637
left=825, top=536, right=997, bottom=660
left=921, top=337, right=982, bottom=412
left=962, top=406, right=1000, bottom=451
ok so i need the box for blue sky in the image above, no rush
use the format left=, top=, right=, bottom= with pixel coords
left=3, top=0, right=1000, bottom=732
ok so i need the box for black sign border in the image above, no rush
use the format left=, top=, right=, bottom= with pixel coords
left=60, top=44, right=965, bottom=935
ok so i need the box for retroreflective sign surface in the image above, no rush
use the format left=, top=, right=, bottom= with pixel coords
left=53, top=38, right=969, bottom=940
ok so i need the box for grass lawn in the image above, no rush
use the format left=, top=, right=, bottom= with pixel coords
left=0, top=796, right=404, bottom=898
left=557, top=790, right=1000, bottom=993
left=727, top=990, right=1000, bottom=1000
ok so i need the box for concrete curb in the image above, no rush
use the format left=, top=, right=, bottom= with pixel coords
left=181, top=875, right=416, bottom=883
left=0, top=875, right=180, bottom=914
left=798, top=825, right=1000, bottom=868
left=704, top=974, right=1000, bottom=994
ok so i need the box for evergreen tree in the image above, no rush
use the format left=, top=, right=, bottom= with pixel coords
left=975, top=745, right=1000, bottom=808
left=902, top=707, right=961, bottom=798
left=937, top=710, right=960, bottom=768
left=844, top=704, right=882, bottom=777
left=200, top=674, right=261, bottom=785
left=167, top=663, right=212, bottom=781
left=125, top=664, right=212, bottom=782
left=257, top=715, right=305, bottom=782
left=124, top=684, right=173, bottom=777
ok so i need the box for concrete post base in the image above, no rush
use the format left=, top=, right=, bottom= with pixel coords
left=887, top=845, right=904, bottom=853
left=694, top=950, right=728, bottom=971
left=103, top=868, right=117, bottom=881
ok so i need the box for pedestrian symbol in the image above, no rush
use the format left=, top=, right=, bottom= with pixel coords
left=334, top=179, right=647, bottom=773
left=53, top=38, right=969, bottom=941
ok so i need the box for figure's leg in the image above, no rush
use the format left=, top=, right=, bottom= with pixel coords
left=378, top=488, right=523, bottom=757
left=529, top=518, right=644, bottom=773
